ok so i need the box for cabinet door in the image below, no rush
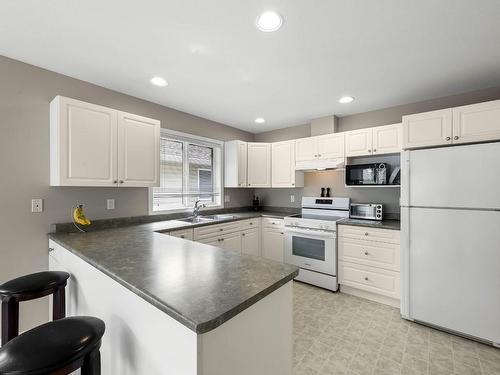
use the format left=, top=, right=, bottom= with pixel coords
left=402, top=108, right=452, bottom=149
left=169, top=228, right=194, bottom=240
left=117, top=112, right=160, bottom=187
left=372, top=123, right=402, bottom=155
left=262, top=228, right=284, bottom=262
left=242, top=229, right=260, bottom=256
left=295, top=137, right=317, bottom=162
left=222, top=232, right=242, bottom=253
left=345, top=129, right=373, bottom=157
left=272, top=140, right=296, bottom=187
left=51, top=96, right=118, bottom=186
left=317, top=133, right=345, bottom=159
left=452, top=100, right=500, bottom=144
left=247, top=143, right=271, bottom=187
left=237, top=141, right=248, bottom=187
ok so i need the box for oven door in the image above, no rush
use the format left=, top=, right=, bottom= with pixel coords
left=284, top=227, right=336, bottom=276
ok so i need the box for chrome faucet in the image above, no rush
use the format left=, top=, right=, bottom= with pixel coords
left=193, top=200, right=206, bottom=218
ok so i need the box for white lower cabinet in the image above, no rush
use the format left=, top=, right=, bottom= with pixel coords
left=241, top=228, right=261, bottom=256
left=262, top=219, right=284, bottom=263
left=221, top=232, right=242, bottom=253
left=168, top=228, right=194, bottom=240
left=170, top=217, right=285, bottom=261
left=338, top=224, right=400, bottom=307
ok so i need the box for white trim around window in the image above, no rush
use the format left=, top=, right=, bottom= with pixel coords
left=148, top=128, right=225, bottom=215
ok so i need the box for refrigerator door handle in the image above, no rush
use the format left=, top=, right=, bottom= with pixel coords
left=400, top=151, right=410, bottom=207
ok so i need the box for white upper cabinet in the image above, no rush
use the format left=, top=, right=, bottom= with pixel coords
left=50, top=96, right=160, bottom=187
left=345, top=128, right=373, bottom=157
left=272, top=140, right=304, bottom=188
left=247, top=142, right=271, bottom=187
left=452, top=99, right=500, bottom=144
left=295, top=133, right=345, bottom=162
left=295, top=137, right=317, bottom=162
left=402, top=108, right=453, bottom=149
left=316, top=133, right=345, bottom=159
left=117, top=111, right=160, bottom=187
left=50, top=96, right=118, bottom=186
left=372, top=123, right=402, bottom=155
left=224, top=140, right=248, bottom=187
left=403, top=100, right=500, bottom=150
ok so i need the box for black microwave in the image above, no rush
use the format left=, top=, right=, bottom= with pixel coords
left=345, top=163, right=399, bottom=185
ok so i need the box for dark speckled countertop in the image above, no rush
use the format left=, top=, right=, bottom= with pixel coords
left=48, top=211, right=298, bottom=334
left=338, top=218, right=401, bottom=231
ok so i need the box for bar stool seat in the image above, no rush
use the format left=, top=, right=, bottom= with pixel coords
left=0, top=271, right=69, bottom=298
left=0, top=271, right=70, bottom=345
left=0, top=316, right=105, bottom=375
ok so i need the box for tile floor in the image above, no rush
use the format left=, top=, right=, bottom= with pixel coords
left=293, top=281, right=500, bottom=375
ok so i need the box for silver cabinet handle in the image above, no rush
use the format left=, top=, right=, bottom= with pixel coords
left=119, top=180, right=124, bottom=184
left=113, top=180, right=118, bottom=184
left=242, top=233, right=245, bottom=237
left=364, top=251, right=369, bottom=255
left=180, top=235, right=185, bottom=238
left=364, top=232, right=369, bottom=236
left=454, top=136, right=459, bottom=140
left=364, top=277, right=369, bottom=281
left=445, top=137, right=451, bottom=141
left=48, top=247, right=54, bottom=253
left=249, top=222, right=253, bottom=225
left=219, top=228, right=223, bottom=231
left=368, top=149, right=372, bottom=153
left=280, top=232, right=284, bottom=235
left=221, top=238, right=224, bottom=242
left=373, top=149, right=377, bottom=153
left=318, top=154, right=322, bottom=157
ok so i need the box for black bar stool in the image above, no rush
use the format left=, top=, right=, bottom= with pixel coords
left=0, top=316, right=105, bottom=375
left=0, top=271, right=70, bottom=345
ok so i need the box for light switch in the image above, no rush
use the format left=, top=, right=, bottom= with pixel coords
left=107, top=199, right=115, bottom=210
left=290, top=195, right=295, bottom=203
left=31, top=199, right=43, bottom=213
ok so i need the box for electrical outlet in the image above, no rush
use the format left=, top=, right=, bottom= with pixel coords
left=107, top=199, right=115, bottom=210
left=31, top=199, right=43, bottom=213
left=290, top=195, right=295, bottom=203
left=224, top=195, right=231, bottom=203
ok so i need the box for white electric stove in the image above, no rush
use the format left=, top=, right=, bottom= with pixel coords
left=284, top=197, right=350, bottom=291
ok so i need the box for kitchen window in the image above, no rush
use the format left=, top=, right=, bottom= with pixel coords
left=149, top=129, right=223, bottom=213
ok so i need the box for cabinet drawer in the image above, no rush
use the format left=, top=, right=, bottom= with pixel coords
left=339, top=261, right=400, bottom=300
left=194, top=221, right=242, bottom=240
left=239, top=218, right=261, bottom=229
left=169, top=228, right=194, bottom=240
left=262, top=217, right=284, bottom=228
left=338, top=225, right=400, bottom=244
left=339, top=237, right=400, bottom=271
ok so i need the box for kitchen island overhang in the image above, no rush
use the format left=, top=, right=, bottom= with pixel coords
left=48, top=223, right=298, bottom=374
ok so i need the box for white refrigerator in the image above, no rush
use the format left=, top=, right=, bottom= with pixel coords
left=400, top=142, right=500, bottom=345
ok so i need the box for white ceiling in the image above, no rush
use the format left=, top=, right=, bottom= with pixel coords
left=1, top=0, right=500, bottom=133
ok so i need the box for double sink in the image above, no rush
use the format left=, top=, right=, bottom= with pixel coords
left=178, top=214, right=237, bottom=224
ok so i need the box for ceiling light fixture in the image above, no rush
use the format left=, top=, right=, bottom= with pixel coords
left=256, top=11, right=283, bottom=32
left=255, top=118, right=265, bottom=124
left=150, top=76, right=168, bottom=87
left=338, top=96, right=354, bottom=104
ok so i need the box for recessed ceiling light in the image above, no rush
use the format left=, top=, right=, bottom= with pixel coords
left=255, top=118, right=265, bottom=124
left=256, top=11, right=283, bottom=32
left=338, top=96, right=354, bottom=104
left=150, top=76, right=168, bottom=87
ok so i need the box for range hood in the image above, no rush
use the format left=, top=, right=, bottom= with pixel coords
left=295, top=157, right=345, bottom=172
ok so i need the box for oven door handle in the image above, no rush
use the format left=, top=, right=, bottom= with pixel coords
left=284, top=227, right=336, bottom=239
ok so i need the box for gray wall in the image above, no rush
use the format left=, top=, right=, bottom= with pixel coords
left=0, top=56, right=254, bottom=332
left=254, top=85, right=500, bottom=210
